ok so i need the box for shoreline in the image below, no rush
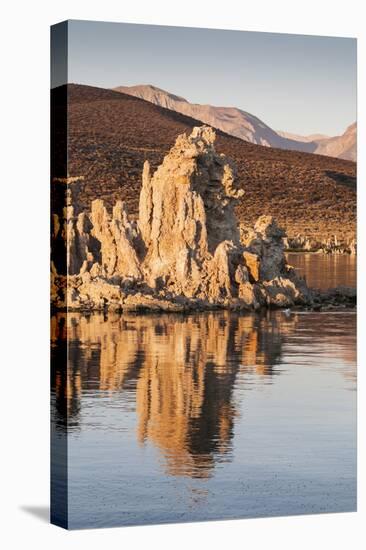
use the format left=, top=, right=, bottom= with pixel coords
left=51, top=285, right=356, bottom=315
left=285, top=249, right=356, bottom=255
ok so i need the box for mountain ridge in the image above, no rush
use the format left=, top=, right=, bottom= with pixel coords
left=114, top=84, right=316, bottom=153
left=114, top=84, right=356, bottom=161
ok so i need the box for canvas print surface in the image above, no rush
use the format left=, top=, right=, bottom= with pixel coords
left=50, top=20, right=357, bottom=529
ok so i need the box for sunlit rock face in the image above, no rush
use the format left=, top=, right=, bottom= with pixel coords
left=51, top=126, right=310, bottom=311
left=138, top=126, right=244, bottom=300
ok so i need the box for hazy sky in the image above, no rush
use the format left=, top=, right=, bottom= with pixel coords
left=65, top=20, right=356, bottom=136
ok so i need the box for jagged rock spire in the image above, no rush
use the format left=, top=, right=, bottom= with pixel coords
left=51, top=126, right=310, bottom=311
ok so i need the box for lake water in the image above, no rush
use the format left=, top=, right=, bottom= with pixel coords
left=286, top=252, right=356, bottom=289
left=51, top=255, right=357, bottom=529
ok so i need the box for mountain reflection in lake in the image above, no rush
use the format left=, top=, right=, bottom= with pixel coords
left=51, top=309, right=356, bottom=528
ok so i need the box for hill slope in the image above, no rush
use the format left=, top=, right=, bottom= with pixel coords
left=54, top=84, right=356, bottom=243
left=279, top=123, right=356, bottom=161
left=277, top=130, right=330, bottom=142
left=114, top=84, right=356, bottom=161
left=114, top=84, right=317, bottom=153
left=314, top=122, right=356, bottom=161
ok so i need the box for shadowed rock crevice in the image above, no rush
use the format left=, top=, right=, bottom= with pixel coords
left=51, top=126, right=312, bottom=312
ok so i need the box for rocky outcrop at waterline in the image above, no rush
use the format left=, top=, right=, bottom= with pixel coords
left=52, top=126, right=340, bottom=313
left=283, top=234, right=356, bottom=255
left=239, top=226, right=356, bottom=255
left=311, top=286, right=356, bottom=310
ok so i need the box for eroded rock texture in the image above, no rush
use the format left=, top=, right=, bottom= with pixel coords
left=51, top=126, right=311, bottom=311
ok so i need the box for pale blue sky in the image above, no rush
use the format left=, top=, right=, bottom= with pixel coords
left=66, top=20, right=356, bottom=136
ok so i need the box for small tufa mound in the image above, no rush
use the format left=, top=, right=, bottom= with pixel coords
left=51, top=126, right=311, bottom=312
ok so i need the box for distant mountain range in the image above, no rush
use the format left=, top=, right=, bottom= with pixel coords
left=114, top=84, right=356, bottom=161
left=277, top=130, right=330, bottom=142
left=278, top=123, right=356, bottom=161
left=308, top=122, right=356, bottom=161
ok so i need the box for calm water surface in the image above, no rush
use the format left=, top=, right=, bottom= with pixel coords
left=286, top=252, right=356, bottom=289
left=51, top=304, right=356, bottom=528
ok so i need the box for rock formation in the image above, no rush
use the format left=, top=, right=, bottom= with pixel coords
left=281, top=233, right=357, bottom=254
left=51, top=126, right=312, bottom=312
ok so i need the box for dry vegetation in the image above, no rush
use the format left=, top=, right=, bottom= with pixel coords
left=52, top=84, right=356, bottom=242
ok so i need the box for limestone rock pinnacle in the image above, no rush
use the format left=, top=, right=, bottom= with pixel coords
left=51, top=126, right=310, bottom=311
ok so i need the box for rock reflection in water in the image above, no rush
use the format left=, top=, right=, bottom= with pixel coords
left=286, top=252, right=356, bottom=290
left=51, top=311, right=294, bottom=478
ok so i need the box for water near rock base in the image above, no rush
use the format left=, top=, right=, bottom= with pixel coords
left=51, top=265, right=356, bottom=529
